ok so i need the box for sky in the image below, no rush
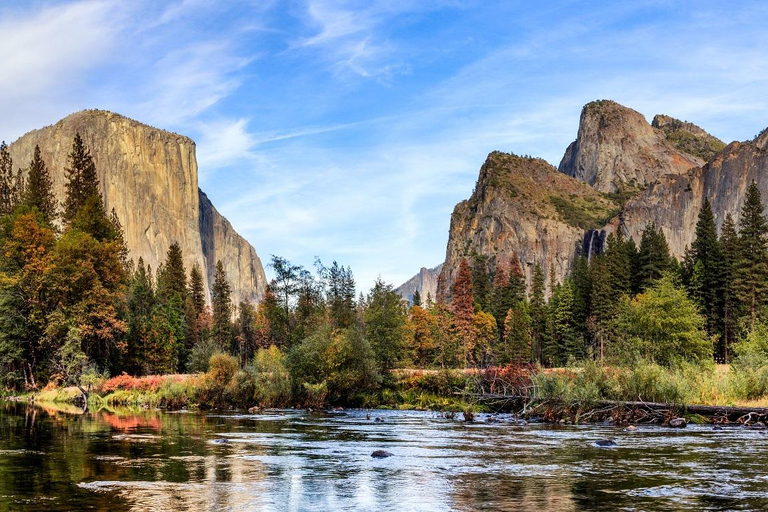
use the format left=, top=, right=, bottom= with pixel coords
left=2, top=0, right=768, bottom=293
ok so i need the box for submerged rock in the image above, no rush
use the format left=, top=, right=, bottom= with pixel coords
left=594, top=438, right=617, bottom=447
left=371, top=450, right=393, bottom=459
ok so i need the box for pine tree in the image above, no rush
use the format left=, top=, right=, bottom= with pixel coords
left=570, top=255, right=591, bottom=332
left=720, top=213, right=739, bottom=361
left=412, top=289, right=421, bottom=307
left=157, top=242, right=187, bottom=303
left=638, top=222, right=672, bottom=290
left=325, top=261, right=356, bottom=329
left=126, top=258, right=156, bottom=375
left=189, top=263, right=206, bottom=316
left=688, top=198, right=725, bottom=341
left=451, top=259, right=476, bottom=367
left=471, top=255, right=492, bottom=312
left=212, top=260, right=233, bottom=350
left=548, top=279, right=582, bottom=365
left=604, top=232, right=631, bottom=296
left=23, top=145, right=58, bottom=225
left=529, top=263, right=547, bottom=364
left=735, top=182, right=768, bottom=329
left=63, top=133, right=100, bottom=222
left=503, top=301, right=532, bottom=364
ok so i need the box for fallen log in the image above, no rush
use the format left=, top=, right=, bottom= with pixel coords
left=459, top=392, right=768, bottom=422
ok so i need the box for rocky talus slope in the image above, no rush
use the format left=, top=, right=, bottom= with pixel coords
left=8, top=110, right=266, bottom=305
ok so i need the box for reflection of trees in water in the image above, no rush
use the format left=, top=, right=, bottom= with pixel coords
left=452, top=474, right=576, bottom=511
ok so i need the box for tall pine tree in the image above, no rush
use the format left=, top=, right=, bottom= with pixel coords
left=63, top=133, right=100, bottom=222
left=23, top=145, right=58, bottom=225
left=720, top=213, right=739, bottom=361
left=735, top=182, right=768, bottom=329
left=212, top=260, right=233, bottom=350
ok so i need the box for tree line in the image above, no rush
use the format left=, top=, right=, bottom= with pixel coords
left=3, top=132, right=768, bottom=398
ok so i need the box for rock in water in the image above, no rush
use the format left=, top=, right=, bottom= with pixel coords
left=7, top=110, right=266, bottom=306
left=594, top=438, right=617, bottom=447
left=668, top=418, right=687, bottom=428
left=623, top=425, right=637, bottom=432
left=371, top=450, right=393, bottom=458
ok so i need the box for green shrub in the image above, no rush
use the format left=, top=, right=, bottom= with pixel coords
left=252, top=346, right=291, bottom=408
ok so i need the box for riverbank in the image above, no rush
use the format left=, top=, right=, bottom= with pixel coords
left=15, top=359, right=768, bottom=426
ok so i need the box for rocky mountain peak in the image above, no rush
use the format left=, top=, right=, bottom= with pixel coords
left=558, top=100, right=703, bottom=193
left=754, top=127, right=768, bottom=151
left=651, top=114, right=726, bottom=162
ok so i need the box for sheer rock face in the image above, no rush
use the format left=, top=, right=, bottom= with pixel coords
left=395, top=264, right=442, bottom=304
left=437, top=152, right=619, bottom=300
left=617, top=139, right=768, bottom=259
left=8, top=109, right=266, bottom=305
left=558, top=100, right=703, bottom=193
left=435, top=100, right=765, bottom=302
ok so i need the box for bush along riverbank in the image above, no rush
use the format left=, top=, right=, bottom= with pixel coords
left=17, top=352, right=768, bottom=428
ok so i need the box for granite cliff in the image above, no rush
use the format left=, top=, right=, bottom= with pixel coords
left=558, top=100, right=703, bottom=194
left=432, top=100, right=754, bottom=301
left=7, top=110, right=266, bottom=305
left=395, top=264, right=442, bottom=304
left=436, top=151, right=620, bottom=297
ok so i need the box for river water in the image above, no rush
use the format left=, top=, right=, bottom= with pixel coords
left=1, top=401, right=768, bottom=511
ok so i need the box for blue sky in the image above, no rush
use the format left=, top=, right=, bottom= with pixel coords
left=2, top=1, right=768, bottom=293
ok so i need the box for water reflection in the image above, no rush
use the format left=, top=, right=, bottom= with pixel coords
left=2, top=401, right=768, bottom=510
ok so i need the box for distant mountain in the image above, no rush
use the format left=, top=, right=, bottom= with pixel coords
left=395, top=264, right=443, bottom=304
left=8, top=110, right=266, bottom=305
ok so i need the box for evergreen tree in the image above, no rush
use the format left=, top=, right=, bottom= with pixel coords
left=212, top=260, right=233, bottom=349
left=471, top=254, right=492, bottom=312
left=236, top=300, right=257, bottom=364
left=589, top=255, right=615, bottom=361
left=412, top=289, right=421, bottom=307
left=529, top=263, right=547, bottom=364
left=451, top=259, right=476, bottom=366
left=157, top=242, right=187, bottom=303
left=638, top=222, right=672, bottom=290
left=189, top=263, right=206, bottom=316
left=548, top=279, right=583, bottom=365
left=604, top=232, right=631, bottom=296
left=126, top=258, right=156, bottom=375
left=63, top=133, right=100, bottom=222
left=324, top=261, right=356, bottom=329
left=502, top=301, right=532, bottom=364
left=721, top=213, right=739, bottom=361
left=688, top=198, right=725, bottom=340
left=156, top=242, right=188, bottom=369
left=570, top=255, right=591, bottom=332
left=735, top=181, right=768, bottom=329
left=23, top=145, right=58, bottom=225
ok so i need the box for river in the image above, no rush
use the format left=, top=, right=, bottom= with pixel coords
left=1, top=400, right=767, bottom=511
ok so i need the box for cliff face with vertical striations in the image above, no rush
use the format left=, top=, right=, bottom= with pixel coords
left=7, top=109, right=266, bottom=305
left=558, top=100, right=703, bottom=193
left=616, top=138, right=768, bottom=259
left=436, top=151, right=620, bottom=298
left=395, top=264, right=443, bottom=304
left=429, top=99, right=761, bottom=302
